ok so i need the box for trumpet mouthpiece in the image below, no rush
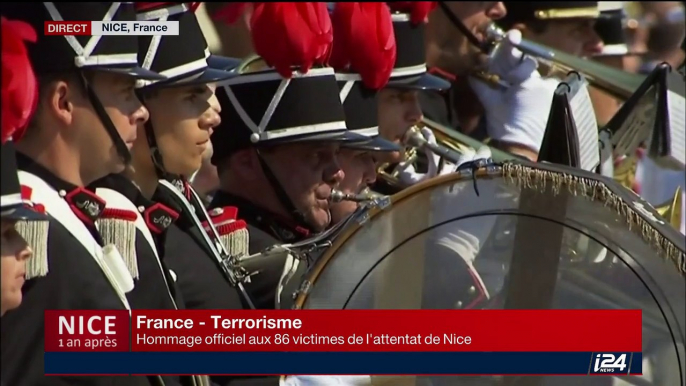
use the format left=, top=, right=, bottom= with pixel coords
left=329, top=189, right=376, bottom=203
left=329, top=190, right=347, bottom=203
left=403, top=126, right=426, bottom=148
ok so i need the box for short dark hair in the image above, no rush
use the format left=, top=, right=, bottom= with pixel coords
left=24, top=70, right=93, bottom=136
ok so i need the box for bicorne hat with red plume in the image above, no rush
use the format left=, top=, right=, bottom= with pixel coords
left=1, top=18, right=48, bottom=277
left=327, top=2, right=401, bottom=153
left=209, top=2, right=367, bottom=164
left=1, top=17, right=46, bottom=220
left=385, top=1, right=449, bottom=90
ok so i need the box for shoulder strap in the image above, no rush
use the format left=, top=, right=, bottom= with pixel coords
left=19, top=171, right=132, bottom=311
left=158, top=180, right=256, bottom=308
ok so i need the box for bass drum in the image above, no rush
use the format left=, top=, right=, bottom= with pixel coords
left=292, top=161, right=686, bottom=386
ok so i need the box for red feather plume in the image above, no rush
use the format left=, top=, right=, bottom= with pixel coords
left=214, top=2, right=333, bottom=78
left=387, top=1, right=437, bottom=25
left=330, top=2, right=396, bottom=90
left=1, top=17, right=38, bottom=144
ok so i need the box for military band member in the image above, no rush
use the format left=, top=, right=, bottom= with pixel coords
left=369, top=2, right=497, bottom=195
left=498, top=1, right=619, bottom=126
left=208, top=2, right=368, bottom=311
left=327, top=2, right=403, bottom=223
left=1, top=142, right=47, bottom=313
left=1, top=16, right=47, bottom=321
left=590, top=2, right=646, bottom=126
left=87, top=4, right=245, bottom=385
left=498, top=1, right=605, bottom=57
left=0, top=3, right=170, bottom=386
left=421, top=1, right=560, bottom=161
left=92, top=2, right=250, bottom=323
left=365, top=2, right=450, bottom=195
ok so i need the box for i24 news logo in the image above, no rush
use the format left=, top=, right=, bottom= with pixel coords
left=591, top=353, right=630, bottom=374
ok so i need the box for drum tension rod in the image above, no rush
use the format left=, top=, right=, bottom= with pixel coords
left=456, top=158, right=493, bottom=196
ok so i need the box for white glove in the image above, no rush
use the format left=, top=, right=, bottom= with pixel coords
left=469, top=29, right=559, bottom=153
left=395, top=127, right=440, bottom=186
left=439, top=146, right=493, bottom=175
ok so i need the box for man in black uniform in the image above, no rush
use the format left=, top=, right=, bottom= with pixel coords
left=421, top=1, right=561, bottom=161
left=372, top=3, right=452, bottom=195
left=326, top=1, right=403, bottom=223
left=1, top=14, right=48, bottom=319
left=91, top=2, right=249, bottom=313
left=90, top=4, right=244, bottom=385
left=0, top=3, right=169, bottom=386
left=209, top=62, right=367, bottom=312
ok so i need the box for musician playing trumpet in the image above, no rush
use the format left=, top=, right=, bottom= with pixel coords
left=371, top=2, right=496, bottom=195
left=327, top=3, right=405, bottom=224
left=421, top=1, right=561, bottom=161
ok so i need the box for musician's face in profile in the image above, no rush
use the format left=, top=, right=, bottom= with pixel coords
left=329, top=149, right=378, bottom=224
left=1, top=219, right=32, bottom=316
left=518, top=19, right=604, bottom=57
left=377, top=88, right=423, bottom=164
left=426, top=1, right=507, bottom=76
left=32, top=71, right=149, bottom=184
left=134, top=83, right=220, bottom=179
left=237, top=142, right=345, bottom=232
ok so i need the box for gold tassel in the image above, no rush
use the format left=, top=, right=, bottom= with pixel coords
left=96, top=209, right=138, bottom=280
left=16, top=219, right=49, bottom=279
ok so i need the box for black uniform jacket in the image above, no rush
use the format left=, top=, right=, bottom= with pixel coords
left=147, top=181, right=246, bottom=311
left=1, top=154, right=155, bottom=386
left=91, top=174, right=181, bottom=310
left=155, top=185, right=280, bottom=386
left=208, top=191, right=313, bottom=312
left=91, top=174, right=191, bottom=386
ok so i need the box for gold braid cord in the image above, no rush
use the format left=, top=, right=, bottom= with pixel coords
left=501, top=162, right=685, bottom=277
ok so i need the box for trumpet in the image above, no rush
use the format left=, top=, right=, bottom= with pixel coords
left=375, top=121, right=517, bottom=192
left=475, top=24, right=644, bottom=100
left=375, top=125, right=464, bottom=192
left=403, top=126, right=464, bottom=164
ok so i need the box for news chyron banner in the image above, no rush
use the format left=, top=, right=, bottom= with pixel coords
left=45, top=20, right=179, bottom=36
left=44, top=310, right=642, bottom=376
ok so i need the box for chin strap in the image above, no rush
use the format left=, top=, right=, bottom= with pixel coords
left=437, top=2, right=491, bottom=54
left=137, top=90, right=185, bottom=186
left=79, top=72, right=132, bottom=164
left=255, top=149, right=316, bottom=232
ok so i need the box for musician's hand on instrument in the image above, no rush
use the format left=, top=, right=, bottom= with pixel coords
left=396, top=128, right=440, bottom=186
left=469, top=58, right=558, bottom=154
left=486, top=29, right=539, bottom=85
left=439, top=146, right=493, bottom=175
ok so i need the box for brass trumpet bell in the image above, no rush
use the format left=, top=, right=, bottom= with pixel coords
left=655, top=187, right=683, bottom=230
left=374, top=120, right=517, bottom=192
